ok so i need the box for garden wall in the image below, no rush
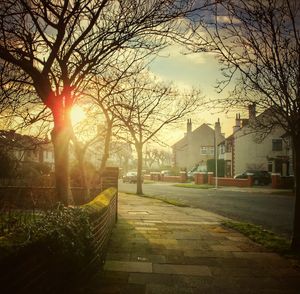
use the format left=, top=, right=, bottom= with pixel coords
left=271, top=174, right=294, bottom=189
left=147, top=171, right=187, bottom=183
left=0, top=188, right=118, bottom=294
left=195, top=172, right=253, bottom=187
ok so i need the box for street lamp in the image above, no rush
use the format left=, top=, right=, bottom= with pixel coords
left=215, top=129, right=218, bottom=189
left=207, top=123, right=218, bottom=189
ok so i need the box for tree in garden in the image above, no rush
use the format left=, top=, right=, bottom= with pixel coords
left=0, top=0, right=211, bottom=205
left=191, top=0, right=300, bottom=251
left=113, top=72, right=202, bottom=194
left=144, top=147, right=172, bottom=169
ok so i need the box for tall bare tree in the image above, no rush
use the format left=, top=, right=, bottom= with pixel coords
left=191, top=0, right=300, bottom=251
left=113, top=72, right=202, bottom=194
left=0, top=0, right=211, bottom=205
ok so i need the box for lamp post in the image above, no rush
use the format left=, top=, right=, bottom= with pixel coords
left=215, top=129, right=218, bottom=189
left=208, top=122, right=218, bottom=189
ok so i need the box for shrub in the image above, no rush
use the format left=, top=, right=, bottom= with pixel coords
left=0, top=204, right=94, bottom=272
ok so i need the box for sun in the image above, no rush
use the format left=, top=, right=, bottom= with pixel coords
left=70, top=105, right=86, bottom=125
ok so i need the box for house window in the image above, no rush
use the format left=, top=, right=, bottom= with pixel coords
left=272, top=139, right=283, bottom=151
left=225, top=143, right=232, bottom=153
left=201, top=146, right=214, bottom=155
left=201, top=146, right=207, bottom=155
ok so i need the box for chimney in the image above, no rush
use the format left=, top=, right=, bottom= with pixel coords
left=187, top=119, right=192, bottom=133
left=248, top=103, right=256, bottom=121
left=233, top=113, right=242, bottom=133
left=214, top=118, right=221, bottom=136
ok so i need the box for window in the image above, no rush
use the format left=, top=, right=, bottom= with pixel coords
left=272, top=139, right=282, bottom=151
left=201, top=146, right=207, bottom=155
left=225, top=143, right=232, bottom=153
left=201, top=146, right=214, bottom=155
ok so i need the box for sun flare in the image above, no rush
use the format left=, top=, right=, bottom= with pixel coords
left=70, top=105, right=86, bottom=125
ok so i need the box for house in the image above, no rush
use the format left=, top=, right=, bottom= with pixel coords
left=219, top=105, right=292, bottom=177
left=0, top=130, right=55, bottom=170
left=172, top=119, right=225, bottom=171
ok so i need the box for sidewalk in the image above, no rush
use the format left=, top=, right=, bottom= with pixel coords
left=77, top=193, right=300, bottom=294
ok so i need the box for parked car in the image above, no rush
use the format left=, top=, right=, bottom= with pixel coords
left=122, top=171, right=144, bottom=183
left=234, top=170, right=271, bottom=185
left=161, top=170, right=171, bottom=176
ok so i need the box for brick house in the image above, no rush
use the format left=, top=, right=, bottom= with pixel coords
left=172, top=119, right=225, bottom=171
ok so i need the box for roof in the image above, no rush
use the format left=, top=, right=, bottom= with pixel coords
left=0, top=130, right=51, bottom=150
left=172, top=123, right=215, bottom=148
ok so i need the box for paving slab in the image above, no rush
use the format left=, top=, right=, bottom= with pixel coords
left=76, top=193, right=300, bottom=293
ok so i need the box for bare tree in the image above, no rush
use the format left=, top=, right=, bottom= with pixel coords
left=191, top=0, right=300, bottom=251
left=0, top=0, right=211, bottom=205
left=144, top=147, right=171, bottom=169
left=113, top=72, right=202, bottom=194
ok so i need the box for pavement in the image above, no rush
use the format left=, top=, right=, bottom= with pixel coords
left=76, top=193, right=300, bottom=294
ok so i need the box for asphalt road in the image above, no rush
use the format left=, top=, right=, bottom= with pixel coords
left=118, top=181, right=295, bottom=237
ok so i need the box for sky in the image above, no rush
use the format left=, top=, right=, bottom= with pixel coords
left=148, top=43, right=240, bottom=147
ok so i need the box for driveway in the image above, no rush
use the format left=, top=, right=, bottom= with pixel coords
left=119, top=181, right=295, bottom=237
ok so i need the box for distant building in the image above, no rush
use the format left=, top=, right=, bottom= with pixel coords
left=0, top=130, right=54, bottom=170
left=219, top=105, right=292, bottom=177
left=172, top=119, right=225, bottom=171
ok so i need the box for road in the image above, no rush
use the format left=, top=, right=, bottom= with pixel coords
left=119, top=181, right=295, bottom=237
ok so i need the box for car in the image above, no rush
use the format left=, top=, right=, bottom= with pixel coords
left=234, top=170, right=271, bottom=185
left=122, top=171, right=144, bottom=183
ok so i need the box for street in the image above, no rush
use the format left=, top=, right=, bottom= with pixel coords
left=119, top=181, right=295, bottom=237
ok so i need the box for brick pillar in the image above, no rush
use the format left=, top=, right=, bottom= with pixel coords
left=194, top=172, right=207, bottom=184
left=247, top=173, right=254, bottom=187
left=100, top=167, right=119, bottom=191
left=150, top=172, right=154, bottom=181
left=194, top=172, right=200, bottom=184
left=180, top=171, right=187, bottom=183
left=271, top=173, right=281, bottom=189
left=207, top=172, right=213, bottom=185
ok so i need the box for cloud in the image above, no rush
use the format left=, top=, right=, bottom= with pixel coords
left=217, top=15, right=241, bottom=24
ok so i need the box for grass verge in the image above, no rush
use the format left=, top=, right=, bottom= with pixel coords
left=174, top=183, right=213, bottom=189
left=143, top=180, right=155, bottom=184
left=149, top=196, right=190, bottom=207
left=222, top=220, right=291, bottom=253
left=222, top=220, right=300, bottom=268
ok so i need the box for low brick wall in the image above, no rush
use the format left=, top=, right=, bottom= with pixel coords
left=161, top=175, right=181, bottom=183
left=150, top=172, right=161, bottom=181
left=147, top=172, right=187, bottom=183
left=271, top=174, right=294, bottom=189
left=0, top=188, right=118, bottom=294
left=204, top=173, right=253, bottom=187
left=208, top=176, right=252, bottom=187
left=144, top=174, right=151, bottom=181
left=83, top=187, right=118, bottom=265
left=194, top=173, right=207, bottom=185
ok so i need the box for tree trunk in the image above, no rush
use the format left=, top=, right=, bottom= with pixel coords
left=71, top=132, right=89, bottom=200
left=99, top=119, right=113, bottom=175
left=291, top=135, right=300, bottom=252
left=51, top=124, right=71, bottom=206
left=50, top=94, right=73, bottom=206
left=78, top=151, right=89, bottom=199
left=136, top=144, right=143, bottom=195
